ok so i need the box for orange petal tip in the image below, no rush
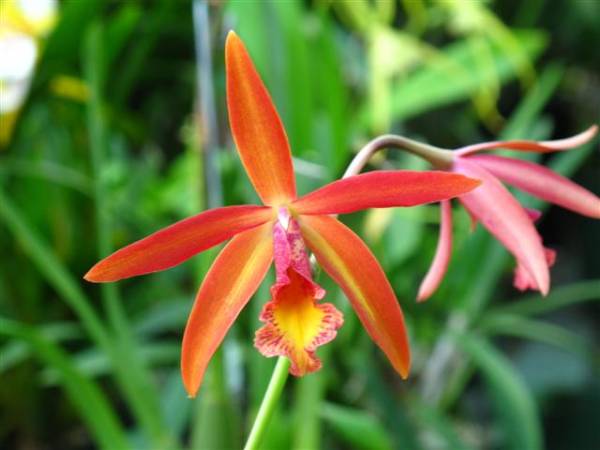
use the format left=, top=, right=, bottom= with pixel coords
left=83, top=271, right=95, bottom=282
left=83, top=266, right=106, bottom=283
left=225, top=30, right=239, bottom=46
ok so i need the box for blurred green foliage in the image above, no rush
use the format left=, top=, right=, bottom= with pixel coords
left=1, top=1, right=599, bottom=449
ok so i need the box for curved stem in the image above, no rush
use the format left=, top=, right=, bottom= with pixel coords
left=343, top=134, right=454, bottom=177
left=244, top=357, right=291, bottom=450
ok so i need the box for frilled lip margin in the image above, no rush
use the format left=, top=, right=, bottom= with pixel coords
left=255, top=217, right=343, bottom=376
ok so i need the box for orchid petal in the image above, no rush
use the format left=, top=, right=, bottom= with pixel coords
left=524, top=207, right=542, bottom=222
left=298, top=214, right=410, bottom=378
left=181, top=221, right=274, bottom=397
left=469, top=155, right=600, bottom=218
left=456, top=125, right=597, bottom=156
left=292, top=171, right=480, bottom=215
left=514, top=247, right=556, bottom=292
left=453, top=158, right=550, bottom=294
left=417, top=200, right=453, bottom=302
left=85, top=205, right=273, bottom=282
left=226, top=31, right=296, bottom=205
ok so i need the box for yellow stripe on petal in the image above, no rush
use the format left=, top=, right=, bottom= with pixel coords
left=299, top=214, right=411, bottom=379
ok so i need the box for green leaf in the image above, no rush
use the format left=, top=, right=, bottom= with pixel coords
left=332, top=0, right=374, bottom=33
left=479, top=313, right=593, bottom=360
left=411, top=400, right=474, bottom=450
left=321, top=403, right=393, bottom=450
left=453, top=333, right=543, bottom=450
left=0, top=158, right=92, bottom=195
left=160, top=370, right=192, bottom=439
left=134, top=297, right=190, bottom=336
left=0, top=319, right=129, bottom=450
left=291, top=359, right=329, bottom=450
left=40, top=342, right=180, bottom=384
left=490, top=280, right=600, bottom=317
left=84, top=23, right=173, bottom=448
left=105, top=2, right=143, bottom=68
left=383, top=30, right=547, bottom=122
left=500, top=64, right=564, bottom=139
left=0, top=322, right=82, bottom=373
left=0, top=187, right=109, bottom=348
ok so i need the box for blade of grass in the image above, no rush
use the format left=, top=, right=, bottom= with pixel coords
left=40, top=342, right=180, bottom=384
left=84, top=22, right=174, bottom=448
left=84, top=21, right=127, bottom=339
left=411, top=399, right=474, bottom=450
left=0, top=318, right=129, bottom=450
left=479, top=313, right=593, bottom=360
left=453, top=333, right=543, bottom=450
left=382, top=30, right=547, bottom=122
left=113, top=0, right=173, bottom=104
left=0, top=158, right=92, bottom=195
left=0, top=322, right=82, bottom=373
left=291, top=363, right=327, bottom=450
left=500, top=63, right=564, bottom=138
left=0, top=187, right=109, bottom=348
left=105, top=2, right=143, bottom=68
left=491, top=280, right=600, bottom=317
left=321, top=402, right=393, bottom=450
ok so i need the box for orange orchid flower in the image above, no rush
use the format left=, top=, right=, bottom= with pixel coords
left=85, top=31, right=480, bottom=397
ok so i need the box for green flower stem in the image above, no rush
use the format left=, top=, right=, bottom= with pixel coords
left=244, top=357, right=291, bottom=450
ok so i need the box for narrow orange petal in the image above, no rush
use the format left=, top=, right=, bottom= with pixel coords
left=298, top=214, right=410, bottom=378
left=291, top=171, right=480, bottom=216
left=85, top=205, right=273, bottom=282
left=226, top=31, right=296, bottom=205
left=181, top=221, right=274, bottom=397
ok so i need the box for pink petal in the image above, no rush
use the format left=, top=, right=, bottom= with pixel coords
left=514, top=247, right=556, bottom=292
left=453, top=158, right=550, bottom=295
left=524, top=207, right=542, bottom=222
left=417, top=200, right=453, bottom=302
left=469, top=155, right=600, bottom=218
left=456, top=125, right=598, bottom=156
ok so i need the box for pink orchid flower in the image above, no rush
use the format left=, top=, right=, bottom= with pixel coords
left=417, top=126, right=599, bottom=301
